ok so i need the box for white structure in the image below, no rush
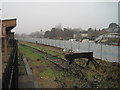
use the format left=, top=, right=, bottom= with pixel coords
left=103, top=33, right=120, bottom=38
left=95, top=33, right=120, bottom=41
left=95, top=33, right=120, bottom=46
left=81, top=33, right=88, bottom=38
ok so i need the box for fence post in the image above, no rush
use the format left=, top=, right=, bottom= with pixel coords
left=64, top=40, right=66, bottom=48
left=51, top=39, right=52, bottom=46
left=101, top=44, right=102, bottom=60
left=78, top=42, right=80, bottom=51
left=42, top=38, right=43, bottom=44
left=48, top=39, right=49, bottom=45
left=59, top=40, right=61, bottom=48
left=40, top=38, right=41, bottom=44
left=88, top=42, right=90, bottom=52
left=70, top=41, right=72, bottom=49
left=43, top=38, right=45, bottom=44
left=39, top=38, right=41, bottom=44
left=55, top=39, right=56, bottom=47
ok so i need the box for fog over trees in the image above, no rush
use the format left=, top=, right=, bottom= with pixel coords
left=15, top=23, right=119, bottom=40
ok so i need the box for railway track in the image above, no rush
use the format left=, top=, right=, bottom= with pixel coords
left=20, top=43, right=85, bottom=77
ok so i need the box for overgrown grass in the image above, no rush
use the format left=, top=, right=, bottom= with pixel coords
left=18, top=45, right=46, bottom=61
left=18, top=42, right=59, bottom=78
left=40, top=68, right=56, bottom=78
left=19, top=41, right=65, bottom=59
left=18, top=41, right=120, bottom=88
left=18, top=42, right=82, bottom=87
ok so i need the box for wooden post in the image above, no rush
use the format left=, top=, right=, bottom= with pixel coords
left=2, top=25, right=8, bottom=62
left=10, top=32, right=14, bottom=47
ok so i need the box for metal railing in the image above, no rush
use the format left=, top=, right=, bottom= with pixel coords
left=2, top=40, right=18, bottom=89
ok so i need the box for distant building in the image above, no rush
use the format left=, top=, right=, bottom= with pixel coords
left=81, top=33, right=88, bottom=38
left=95, top=33, right=120, bottom=46
left=55, top=24, right=62, bottom=30
left=103, top=33, right=120, bottom=38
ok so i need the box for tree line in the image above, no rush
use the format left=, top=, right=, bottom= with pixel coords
left=15, top=23, right=119, bottom=40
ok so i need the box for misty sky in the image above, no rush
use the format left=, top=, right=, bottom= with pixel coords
left=2, top=2, right=118, bottom=34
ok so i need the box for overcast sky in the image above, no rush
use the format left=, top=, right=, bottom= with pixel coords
left=1, top=2, right=118, bottom=34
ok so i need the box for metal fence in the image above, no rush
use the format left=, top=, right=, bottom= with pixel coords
left=18, top=37, right=119, bottom=62
left=2, top=40, right=18, bottom=89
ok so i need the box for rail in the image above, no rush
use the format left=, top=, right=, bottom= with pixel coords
left=20, top=43, right=85, bottom=77
left=2, top=40, right=18, bottom=89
